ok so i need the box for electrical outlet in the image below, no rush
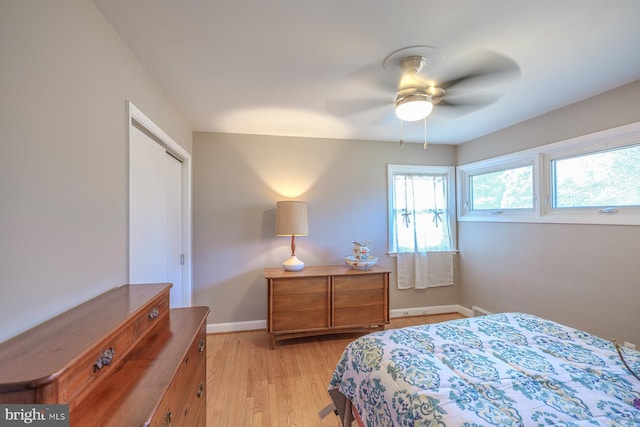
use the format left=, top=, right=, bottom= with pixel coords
left=402, top=311, right=409, bottom=316
left=624, top=341, right=637, bottom=350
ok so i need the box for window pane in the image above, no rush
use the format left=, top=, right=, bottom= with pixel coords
left=552, top=144, right=640, bottom=208
left=470, top=165, right=533, bottom=210
left=392, top=174, right=451, bottom=252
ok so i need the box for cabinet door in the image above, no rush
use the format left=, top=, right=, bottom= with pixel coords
left=333, top=274, right=387, bottom=328
left=270, top=277, right=329, bottom=332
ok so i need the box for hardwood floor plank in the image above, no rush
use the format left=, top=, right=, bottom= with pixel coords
left=206, top=313, right=464, bottom=426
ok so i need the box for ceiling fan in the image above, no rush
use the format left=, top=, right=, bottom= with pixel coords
left=326, top=46, right=521, bottom=125
left=393, top=54, right=444, bottom=121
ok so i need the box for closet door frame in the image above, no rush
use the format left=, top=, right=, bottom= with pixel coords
left=127, top=101, right=192, bottom=307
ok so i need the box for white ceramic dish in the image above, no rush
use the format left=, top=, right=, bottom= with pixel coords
left=344, top=255, right=378, bottom=270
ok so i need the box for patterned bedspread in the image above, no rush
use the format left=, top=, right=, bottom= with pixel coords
left=328, top=312, right=640, bottom=426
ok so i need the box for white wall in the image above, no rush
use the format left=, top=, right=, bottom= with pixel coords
left=192, top=133, right=458, bottom=325
left=0, top=0, right=191, bottom=343
left=456, top=80, right=640, bottom=345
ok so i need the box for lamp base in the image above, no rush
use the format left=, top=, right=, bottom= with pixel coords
left=282, top=255, right=304, bottom=271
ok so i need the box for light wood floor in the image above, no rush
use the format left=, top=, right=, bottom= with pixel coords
left=206, top=313, right=464, bottom=427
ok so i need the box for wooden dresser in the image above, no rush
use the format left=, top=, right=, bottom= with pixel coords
left=0, top=283, right=209, bottom=426
left=265, top=265, right=390, bottom=347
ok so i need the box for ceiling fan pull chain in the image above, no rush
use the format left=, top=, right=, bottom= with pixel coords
left=400, top=119, right=404, bottom=146
left=423, top=116, right=428, bottom=150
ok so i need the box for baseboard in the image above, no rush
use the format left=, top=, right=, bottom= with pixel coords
left=471, top=305, right=493, bottom=317
left=389, top=304, right=473, bottom=318
left=207, top=319, right=266, bottom=334
left=206, top=304, right=475, bottom=334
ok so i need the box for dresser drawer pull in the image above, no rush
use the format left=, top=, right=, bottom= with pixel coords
left=148, top=306, right=160, bottom=319
left=197, top=338, right=205, bottom=353
left=162, top=409, right=172, bottom=427
left=93, top=347, right=114, bottom=372
left=197, top=382, right=205, bottom=398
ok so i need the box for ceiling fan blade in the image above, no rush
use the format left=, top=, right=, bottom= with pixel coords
left=325, top=97, right=399, bottom=126
left=434, top=100, right=496, bottom=117
left=432, top=91, right=506, bottom=117
left=348, top=62, right=400, bottom=93
left=437, top=49, right=520, bottom=91
left=435, top=92, right=503, bottom=107
left=324, top=97, right=390, bottom=118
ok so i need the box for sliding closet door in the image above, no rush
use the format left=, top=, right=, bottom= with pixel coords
left=129, top=123, right=184, bottom=307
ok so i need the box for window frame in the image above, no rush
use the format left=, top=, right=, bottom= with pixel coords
left=387, top=164, right=457, bottom=253
left=457, top=121, right=640, bottom=225
left=541, top=136, right=640, bottom=222
left=457, top=155, right=539, bottom=221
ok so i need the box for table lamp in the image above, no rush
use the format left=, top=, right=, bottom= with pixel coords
left=275, top=201, right=308, bottom=271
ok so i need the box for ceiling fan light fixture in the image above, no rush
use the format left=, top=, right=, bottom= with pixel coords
left=395, top=94, right=433, bottom=121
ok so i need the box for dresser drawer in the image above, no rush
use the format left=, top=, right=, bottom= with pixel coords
left=334, top=287, right=384, bottom=309
left=333, top=273, right=385, bottom=292
left=272, top=277, right=327, bottom=295
left=179, top=352, right=206, bottom=426
left=134, top=292, right=170, bottom=339
left=272, top=308, right=329, bottom=332
left=334, top=305, right=386, bottom=327
left=61, top=323, right=133, bottom=406
left=272, top=291, right=327, bottom=312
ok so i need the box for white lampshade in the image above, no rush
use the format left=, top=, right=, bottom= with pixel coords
left=275, top=201, right=308, bottom=271
left=275, top=201, right=308, bottom=236
left=395, top=94, right=433, bottom=121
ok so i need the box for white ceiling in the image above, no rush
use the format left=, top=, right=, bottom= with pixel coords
left=94, top=0, right=640, bottom=145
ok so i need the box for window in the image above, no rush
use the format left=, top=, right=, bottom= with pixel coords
left=458, top=120, right=640, bottom=225
left=471, top=164, right=534, bottom=211
left=458, top=156, right=538, bottom=220
left=387, top=165, right=456, bottom=253
left=551, top=144, right=640, bottom=209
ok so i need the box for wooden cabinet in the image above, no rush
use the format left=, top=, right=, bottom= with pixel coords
left=265, top=265, right=390, bottom=347
left=0, top=283, right=209, bottom=427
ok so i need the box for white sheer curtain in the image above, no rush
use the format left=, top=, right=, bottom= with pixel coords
left=393, top=174, right=454, bottom=289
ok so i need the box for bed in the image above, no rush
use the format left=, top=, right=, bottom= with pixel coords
left=328, top=312, right=640, bottom=426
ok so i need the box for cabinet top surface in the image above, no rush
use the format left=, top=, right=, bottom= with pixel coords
left=264, top=265, right=390, bottom=279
